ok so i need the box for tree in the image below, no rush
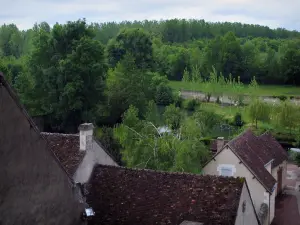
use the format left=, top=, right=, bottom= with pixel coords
left=281, top=48, right=300, bottom=85
left=182, top=67, right=190, bottom=82
left=106, top=54, right=156, bottom=123
left=106, top=28, right=154, bottom=69
left=57, top=37, right=107, bottom=127
left=202, top=66, right=223, bottom=102
left=27, top=19, right=105, bottom=132
left=114, top=105, right=210, bottom=173
left=222, top=32, right=243, bottom=78
left=248, top=98, right=270, bottom=128
left=155, top=84, right=174, bottom=106
left=163, top=104, right=183, bottom=131
left=275, top=100, right=299, bottom=133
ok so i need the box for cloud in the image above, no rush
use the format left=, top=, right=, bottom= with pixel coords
left=0, top=0, right=299, bottom=31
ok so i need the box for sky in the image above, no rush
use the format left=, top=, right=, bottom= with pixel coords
left=1, top=0, right=299, bottom=31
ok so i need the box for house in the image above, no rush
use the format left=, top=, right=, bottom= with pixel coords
left=0, top=73, right=85, bottom=225
left=203, top=129, right=288, bottom=225
left=83, top=164, right=261, bottom=225
left=41, top=123, right=118, bottom=183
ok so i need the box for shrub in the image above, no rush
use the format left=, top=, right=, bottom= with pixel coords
left=185, top=99, right=200, bottom=111
left=278, top=95, right=287, bottom=101
left=155, top=84, right=174, bottom=106
left=174, top=92, right=183, bottom=108
left=233, top=112, right=244, bottom=127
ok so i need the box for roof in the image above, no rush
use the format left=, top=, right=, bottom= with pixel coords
left=85, top=164, right=245, bottom=225
left=259, top=132, right=288, bottom=168
left=227, top=129, right=276, bottom=192
left=0, top=73, right=73, bottom=181
left=41, top=132, right=85, bottom=176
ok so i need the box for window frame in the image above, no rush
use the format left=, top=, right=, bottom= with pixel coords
left=217, top=164, right=236, bottom=177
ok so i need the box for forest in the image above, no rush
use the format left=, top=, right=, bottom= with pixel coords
left=1, top=19, right=300, bottom=172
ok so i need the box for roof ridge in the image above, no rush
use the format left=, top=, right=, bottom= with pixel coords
left=226, top=128, right=253, bottom=147
left=91, top=163, right=244, bottom=181
left=0, top=72, right=75, bottom=184
left=41, top=132, right=79, bottom=137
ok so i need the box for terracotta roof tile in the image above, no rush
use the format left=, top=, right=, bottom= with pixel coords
left=259, top=132, right=288, bottom=168
left=41, top=132, right=85, bottom=176
left=227, top=129, right=276, bottom=192
left=85, top=164, right=245, bottom=225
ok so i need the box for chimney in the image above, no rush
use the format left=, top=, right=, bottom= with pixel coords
left=78, top=123, right=94, bottom=151
left=216, top=137, right=225, bottom=152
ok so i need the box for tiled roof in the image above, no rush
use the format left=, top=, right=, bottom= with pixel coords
left=227, top=129, right=276, bottom=192
left=85, top=164, right=245, bottom=225
left=41, top=132, right=85, bottom=176
left=259, top=132, right=288, bottom=168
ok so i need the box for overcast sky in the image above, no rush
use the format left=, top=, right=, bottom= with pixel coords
left=1, top=0, right=299, bottom=31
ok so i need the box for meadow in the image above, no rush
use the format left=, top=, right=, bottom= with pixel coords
left=170, top=81, right=300, bottom=97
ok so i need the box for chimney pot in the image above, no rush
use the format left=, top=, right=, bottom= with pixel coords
left=79, top=123, right=94, bottom=151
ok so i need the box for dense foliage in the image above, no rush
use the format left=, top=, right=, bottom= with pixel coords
left=1, top=18, right=300, bottom=171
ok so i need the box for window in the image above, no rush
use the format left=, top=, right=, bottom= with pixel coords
left=217, top=164, right=236, bottom=177
left=220, top=167, right=233, bottom=176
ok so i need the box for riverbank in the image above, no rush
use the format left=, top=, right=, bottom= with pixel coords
left=170, top=81, right=300, bottom=98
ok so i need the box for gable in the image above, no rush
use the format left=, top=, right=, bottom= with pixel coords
left=0, top=75, right=83, bottom=225
left=235, top=183, right=260, bottom=225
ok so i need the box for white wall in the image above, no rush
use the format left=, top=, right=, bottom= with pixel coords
left=265, top=162, right=272, bottom=174
left=235, top=183, right=259, bottom=225
left=73, top=139, right=118, bottom=183
left=272, top=161, right=287, bottom=194
left=269, top=160, right=287, bottom=223
left=203, top=147, right=270, bottom=216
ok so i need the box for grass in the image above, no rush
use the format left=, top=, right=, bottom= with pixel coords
left=197, top=102, right=299, bottom=142
left=170, top=81, right=300, bottom=97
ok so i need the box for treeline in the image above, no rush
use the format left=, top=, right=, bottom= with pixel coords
left=93, top=19, right=300, bottom=44
left=1, top=19, right=300, bottom=88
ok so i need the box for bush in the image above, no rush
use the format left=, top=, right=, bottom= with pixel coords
left=185, top=99, right=200, bottom=111
left=278, top=95, right=287, bottom=101
left=173, top=92, right=183, bottom=108
left=155, top=84, right=174, bottom=106
left=233, top=112, right=244, bottom=127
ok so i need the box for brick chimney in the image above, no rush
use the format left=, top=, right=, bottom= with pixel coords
left=216, top=137, right=225, bottom=152
left=78, top=123, right=94, bottom=151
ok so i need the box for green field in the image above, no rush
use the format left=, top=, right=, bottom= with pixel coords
left=170, top=81, right=300, bottom=97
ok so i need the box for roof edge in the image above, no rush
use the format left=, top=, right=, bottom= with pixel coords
left=86, top=163, right=245, bottom=184
left=0, top=72, right=75, bottom=185
left=243, top=181, right=262, bottom=225
left=93, top=137, right=119, bottom=166
left=227, top=145, right=275, bottom=193
left=264, top=159, right=274, bottom=168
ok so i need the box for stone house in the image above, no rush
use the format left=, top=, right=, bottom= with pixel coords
left=41, top=123, right=118, bottom=184
left=83, top=164, right=261, bottom=225
left=0, top=73, right=85, bottom=225
left=203, top=129, right=288, bottom=225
